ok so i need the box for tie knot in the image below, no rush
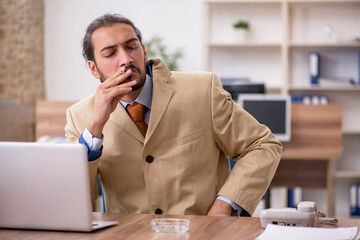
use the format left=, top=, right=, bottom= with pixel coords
left=127, top=102, right=147, bottom=122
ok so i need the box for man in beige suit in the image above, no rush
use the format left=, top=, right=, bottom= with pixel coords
left=65, top=14, right=282, bottom=217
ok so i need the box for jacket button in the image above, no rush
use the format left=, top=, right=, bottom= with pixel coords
left=155, top=208, right=163, bottom=214
left=146, top=155, right=154, bottom=163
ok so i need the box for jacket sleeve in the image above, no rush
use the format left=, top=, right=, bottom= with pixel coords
left=65, top=107, right=100, bottom=203
left=210, top=74, right=282, bottom=215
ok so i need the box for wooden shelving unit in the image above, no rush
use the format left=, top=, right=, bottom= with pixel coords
left=203, top=0, right=360, bottom=217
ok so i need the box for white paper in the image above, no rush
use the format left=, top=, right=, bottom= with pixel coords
left=256, top=224, right=358, bottom=240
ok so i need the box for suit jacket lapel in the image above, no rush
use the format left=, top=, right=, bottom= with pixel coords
left=108, top=59, right=173, bottom=144
left=145, top=59, right=174, bottom=144
left=109, top=102, right=145, bottom=143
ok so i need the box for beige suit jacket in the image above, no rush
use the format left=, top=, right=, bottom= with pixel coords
left=65, top=58, right=282, bottom=215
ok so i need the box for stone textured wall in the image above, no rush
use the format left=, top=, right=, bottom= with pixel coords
left=0, top=0, right=44, bottom=105
left=0, top=0, right=45, bottom=141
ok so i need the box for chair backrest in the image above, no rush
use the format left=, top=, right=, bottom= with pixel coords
left=35, top=100, right=75, bottom=140
left=0, top=101, right=32, bottom=141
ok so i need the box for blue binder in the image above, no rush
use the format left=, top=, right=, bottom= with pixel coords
left=358, top=52, right=360, bottom=86
left=309, top=52, right=320, bottom=85
left=349, top=183, right=357, bottom=216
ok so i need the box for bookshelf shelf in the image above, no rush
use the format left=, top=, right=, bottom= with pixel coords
left=207, top=42, right=281, bottom=48
left=288, top=0, right=360, bottom=3
left=289, top=43, right=360, bottom=48
left=289, top=86, right=360, bottom=92
left=206, top=0, right=281, bottom=5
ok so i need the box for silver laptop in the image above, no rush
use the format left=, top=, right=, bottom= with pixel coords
left=0, top=142, right=117, bottom=232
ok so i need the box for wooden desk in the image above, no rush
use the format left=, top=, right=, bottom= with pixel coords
left=271, top=104, right=343, bottom=217
left=0, top=213, right=359, bottom=240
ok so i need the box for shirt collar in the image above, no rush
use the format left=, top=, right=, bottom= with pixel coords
left=120, top=64, right=153, bottom=109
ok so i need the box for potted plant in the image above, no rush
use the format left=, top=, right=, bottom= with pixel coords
left=144, top=35, right=183, bottom=71
left=233, top=20, right=250, bottom=42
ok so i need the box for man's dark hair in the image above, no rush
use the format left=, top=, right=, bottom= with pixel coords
left=82, top=13, right=142, bottom=62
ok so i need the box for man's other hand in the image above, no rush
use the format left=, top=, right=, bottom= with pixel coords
left=207, top=199, right=232, bottom=216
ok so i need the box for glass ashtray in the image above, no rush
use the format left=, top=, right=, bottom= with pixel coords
left=151, top=218, right=190, bottom=233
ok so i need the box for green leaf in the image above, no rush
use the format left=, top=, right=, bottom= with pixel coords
left=143, top=35, right=183, bottom=71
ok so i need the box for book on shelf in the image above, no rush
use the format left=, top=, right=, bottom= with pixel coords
left=349, top=183, right=360, bottom=217
left=288, top=187, right=302, bottom=208
left=270, top=187, right=288, bottom=209
left=291, top=94, right=328, bottom=105
left=336, top=36, right=360, bottom=44
left=318, top=77, right=356, bottom=87
left=308, top=51, right=359, bottom=87
left=309, top=52, right=320, bottom=85
left=358, top=184, right=360, bottom=217
left=269, top=187, right=303, bottom=209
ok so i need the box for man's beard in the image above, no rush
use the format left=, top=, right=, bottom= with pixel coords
left=97, top=61, right=146, bottom=92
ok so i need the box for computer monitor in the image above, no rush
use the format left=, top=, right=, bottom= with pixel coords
left=221, top=78, right=265, bottom=101
left=238, top=94, right=291, bottom=142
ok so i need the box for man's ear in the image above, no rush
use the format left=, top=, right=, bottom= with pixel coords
left=88, top=60, right=101, bottom=79
left=142, top=44, right=148, bottom=62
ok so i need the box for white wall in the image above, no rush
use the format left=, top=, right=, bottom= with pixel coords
left=45, top=0, right=203, bottom=101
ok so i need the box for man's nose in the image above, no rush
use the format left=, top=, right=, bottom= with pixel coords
left=118, top=48, right=133, bottom=67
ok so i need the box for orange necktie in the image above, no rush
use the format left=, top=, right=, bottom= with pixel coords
left=126, top=102, right=148, bottom=137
